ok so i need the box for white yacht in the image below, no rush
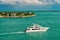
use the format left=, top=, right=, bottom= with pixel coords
left=26, top=23, right=49, bottom=32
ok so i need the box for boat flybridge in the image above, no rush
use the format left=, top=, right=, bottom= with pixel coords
left=26, top=23, right=49, bottom=32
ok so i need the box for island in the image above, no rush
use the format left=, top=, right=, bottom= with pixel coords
left=0, top=12, right=36, bottom=18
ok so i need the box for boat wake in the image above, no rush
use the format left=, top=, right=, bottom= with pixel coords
left=0, top=31, right=24, bottom=35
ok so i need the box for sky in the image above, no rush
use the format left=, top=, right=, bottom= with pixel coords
left=0, top=0, right=60, bottom=12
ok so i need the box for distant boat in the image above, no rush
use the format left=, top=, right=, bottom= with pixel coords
left=25, top=23, right=49, bottom=32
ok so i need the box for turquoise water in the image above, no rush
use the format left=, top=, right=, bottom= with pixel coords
left=0, top=12, right=60, bottom=40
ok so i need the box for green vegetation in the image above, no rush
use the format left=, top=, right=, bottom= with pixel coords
left=0, top=12, right=35, bottom=18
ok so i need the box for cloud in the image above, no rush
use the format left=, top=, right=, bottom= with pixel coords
left=20, top=0, right=45, bottom=5
left=54, top=0, right=60, bottom=4
left=15, top=0, right=54, bottom=5
left=0, top=0, right=60, bottom=5
left=0, top=0, right=17, bottom=4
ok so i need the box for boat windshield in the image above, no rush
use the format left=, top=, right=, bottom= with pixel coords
left=35, top=26, right=39, bottom=28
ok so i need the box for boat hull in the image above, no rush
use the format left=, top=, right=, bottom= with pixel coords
left=26, top=29, right=48, bottom=32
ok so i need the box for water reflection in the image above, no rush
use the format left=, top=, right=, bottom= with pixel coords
left=25, top=32, right=47, bottom=40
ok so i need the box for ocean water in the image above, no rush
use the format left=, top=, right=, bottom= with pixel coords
left=0, top=12, right=60, bottom=40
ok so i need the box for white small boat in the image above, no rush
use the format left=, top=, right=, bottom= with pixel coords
left=26, top=23, right=49, bottom=32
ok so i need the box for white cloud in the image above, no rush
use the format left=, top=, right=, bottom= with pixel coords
left=54, top=0, right=60, bottom=3
left=0, top=0, right=60, bottom=5
left=0, top=0, right=17, bottom=4
left=20, top=0, right=44, bottom=5
left=18, top=0, right=54, bottom=5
